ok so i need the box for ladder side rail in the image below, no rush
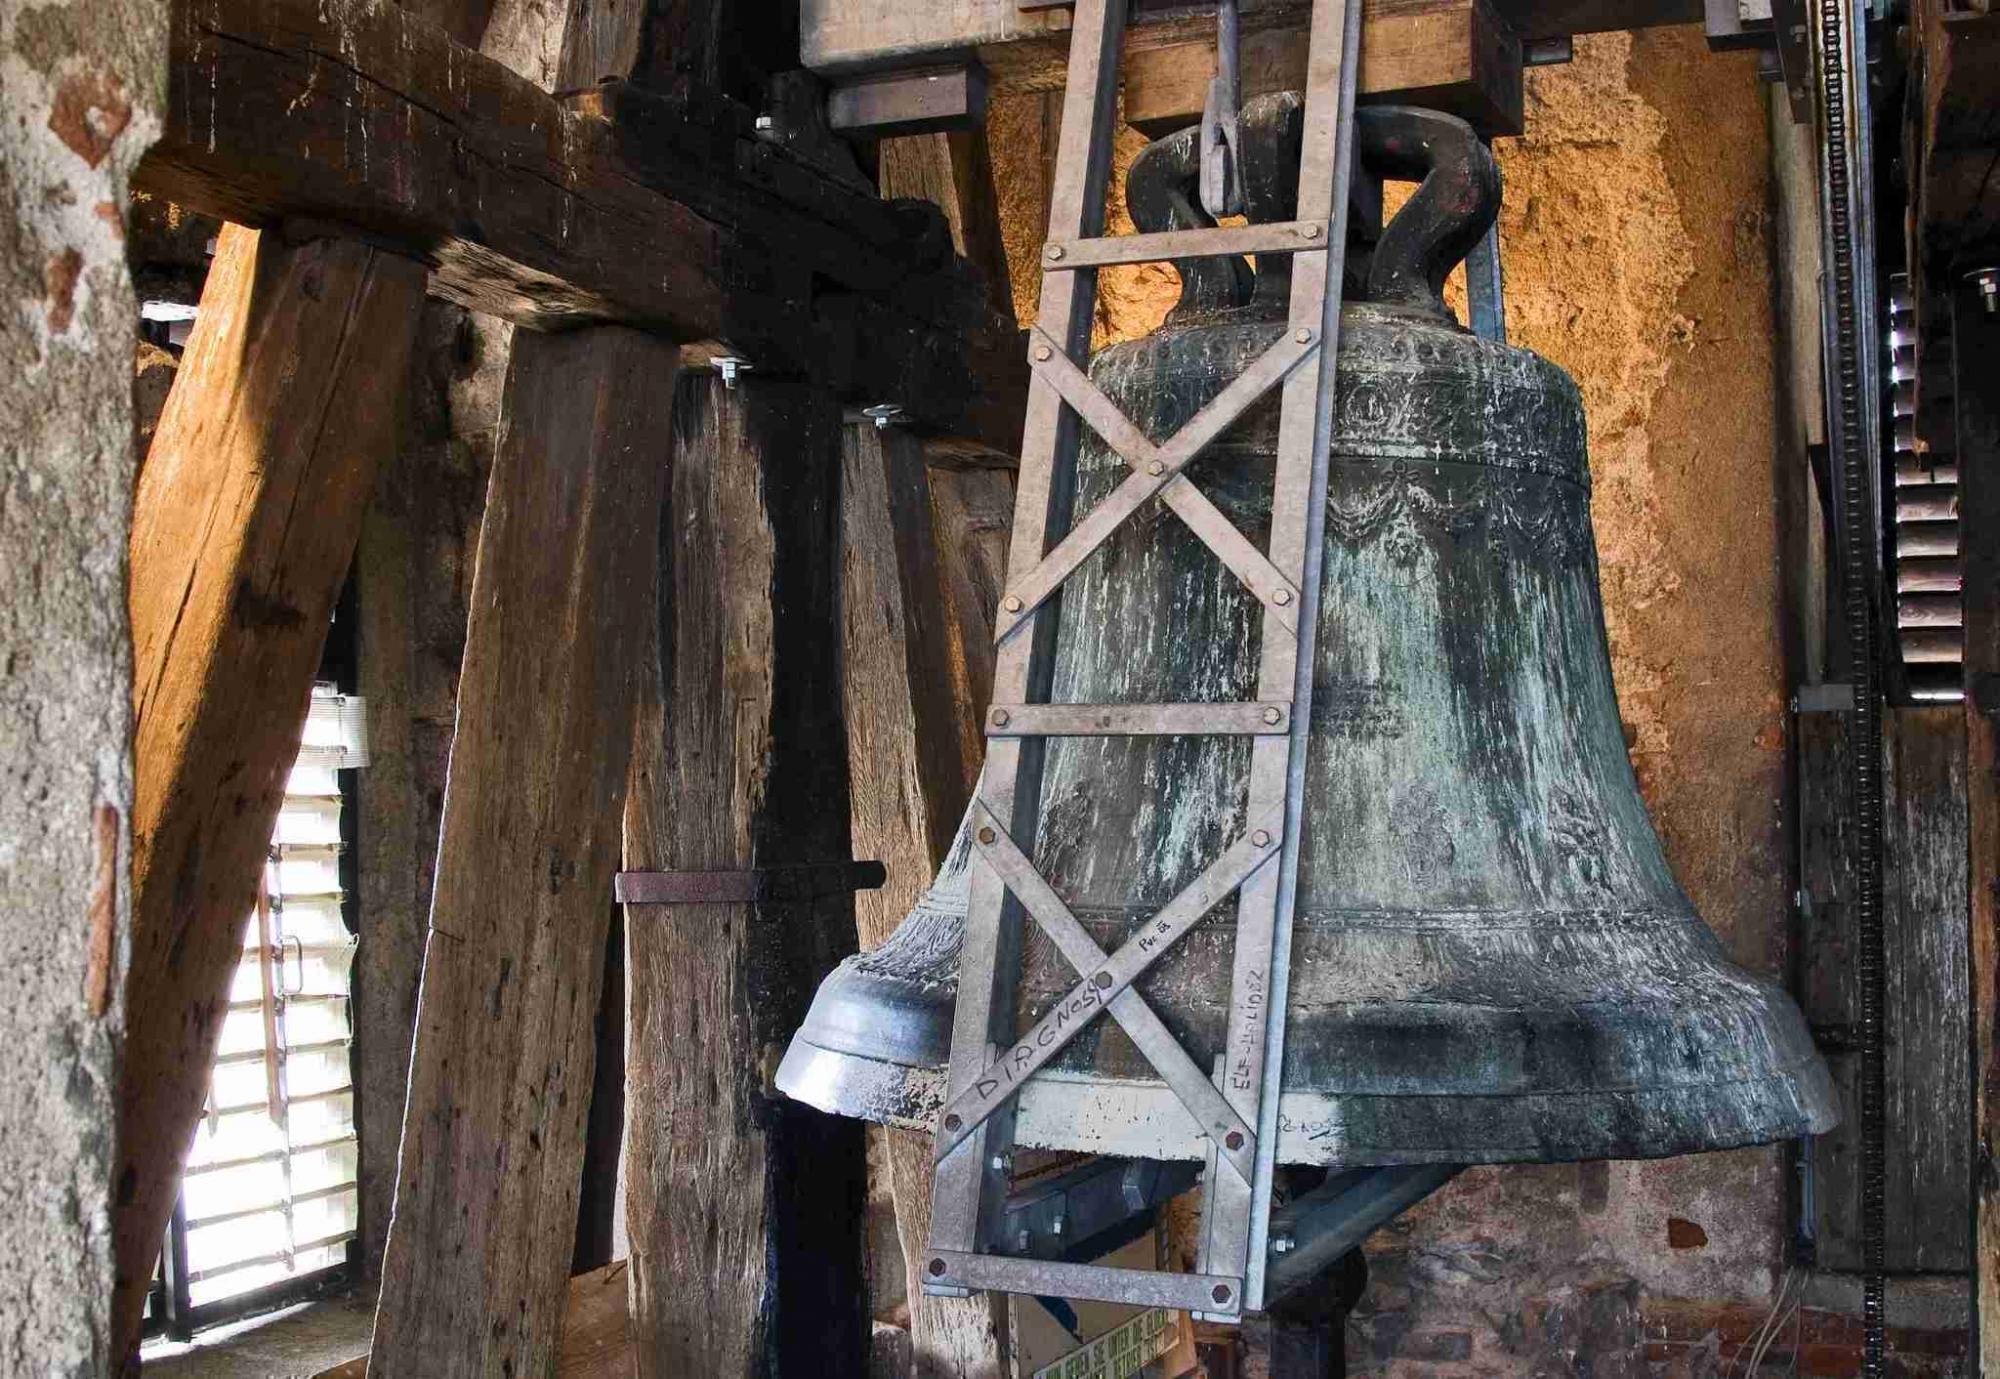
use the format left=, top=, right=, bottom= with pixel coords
left=927, top=0, right=1131, bottom=1264
left=1197, top=0, right=1362, bottom=1311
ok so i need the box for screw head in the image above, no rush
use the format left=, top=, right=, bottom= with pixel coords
left=1147, top=460, right=1166, bottom=476
left=1295, top=327, right=1313, bottom=344
left=928, top=1257, right=949, bottom=1278
left=1301, top=223, right=1321, bottom=240
left=1272, top=1234, right=1295, bottom=1255
left=1262, top=706, right=1283, bottom=725
left=1093, top=971, right=1114, bottom=990
left=1272, top=588, right=1293, bottom=607
left=1033, top=344, right=1053, bottom=362
left=991, top=708, right=1011, bottom=727
left=1003, top=595, right=1023, bottom=613
left=1211, top=1284, right=1233, bottom=1306
left=1225, top=1130, right=1245, bottom=1150
left=977, top=827, right=997, bottom=846
left=943, top=1113, right=963, bottom=1133
left=1046, top=244, right=1066, bottom=260
left=1252, top=830, right=1272, bottom=848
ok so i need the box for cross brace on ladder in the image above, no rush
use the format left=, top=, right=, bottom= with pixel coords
left=919, top=0, right=1364, bottom=1320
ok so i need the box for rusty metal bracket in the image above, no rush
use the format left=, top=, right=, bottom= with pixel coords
left=615, top=861, right=886, bottom=905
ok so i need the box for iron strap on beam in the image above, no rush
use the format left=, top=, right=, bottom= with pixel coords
left=614, top=861, right=886, bottom=905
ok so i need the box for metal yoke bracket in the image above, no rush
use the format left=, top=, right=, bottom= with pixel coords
left=921, top=0, right=1363, bottom=1322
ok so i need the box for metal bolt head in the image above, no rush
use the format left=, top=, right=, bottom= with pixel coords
left=862, top=402, right=904, bottom=430
left=1003, top=595, right=1023, bottom=613
left=1211, top=1284, right=1233, bottom=1306
left=928, top=1257, right=948, bottom=1278
left=977, top=826, right=997, bottom=846
left=1251, top=829, right=1272, bottom=848
left=1052, top=1215, right=1065, bottom=1235
left=1300, top=223, right=1321, bottom=240
left=754, top=114, right=774, bottom=131
left=1272, top=1234, right=1295, bottom=1255
left=1272, top=588, right=1293, bottom=607
left=943, top=1113, right=963, bottom=1133
left=1033, top=344, right=1053, bottom=363
left=1294, top=327, right=1313, bottom=344
left=1093, top=970, right=1114, bottom=990
left=1147, top=460, right=1166, bottom=477
left=1262, top=706, right=1283, bottom=725
left=1224, top=1130, right=1245, bottom=1151
left=990, top=1153, right=1008, bottom=1172
left=1016, top=1229, right=1032, bottom=1252
left=991, top=708, right=1011, bottom=727
left=1046, top=244, right=1066, bottom=261
left=1975, top=268, right=2000, bottom=316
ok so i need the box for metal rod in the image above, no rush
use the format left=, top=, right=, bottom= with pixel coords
left=985, top=703, right=1290, bottom=737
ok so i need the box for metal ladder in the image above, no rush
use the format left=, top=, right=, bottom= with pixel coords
left=919, top=0, right=1363, bottom=1319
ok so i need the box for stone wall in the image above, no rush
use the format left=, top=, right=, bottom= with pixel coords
left=0, top=0, right=164, bottom=1371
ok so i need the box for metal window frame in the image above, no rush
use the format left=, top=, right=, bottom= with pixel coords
left=921, top=0, right=1361, bottom=1318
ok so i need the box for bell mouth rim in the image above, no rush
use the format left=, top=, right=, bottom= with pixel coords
left=776, top=1039, right=1839, bottom=1168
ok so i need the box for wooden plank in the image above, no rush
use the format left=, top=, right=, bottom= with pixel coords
left=139, top=0, right=1015, bottom=448
left=318, top=1262, right=637, bottom=1379
left=113, top=224, right=427, bottom=1360
left=929, top=469, right=1016, bottom=806
left=368, top=325, right=672, bottom=1378
left=804, top=0, right=1529, bottom=134
left=1124, top=0, right=1523, bottom=137
left=841, top=426, right=1011, bottom=1377
left=1882, top=708, right=1970, bottom=1272
left=622, top=373, right=869, bottom=1378
left=1795, top=705, right=1972, bottom=1274
left=1955, top=273, right=2000, bottom=1373
left=830, top=65, right=990, bottom=138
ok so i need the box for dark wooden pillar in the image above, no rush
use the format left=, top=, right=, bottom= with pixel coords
left=1956, top=269, right=2000, bottom=1375
left=116, top=224, right=428, bottom=1361
left=368, top=326, right=674, bottom=1377
left=622, top=373, right=869, bottom=1378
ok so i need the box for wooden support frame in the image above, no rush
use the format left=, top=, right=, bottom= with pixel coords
left=115, top=224, right=428, bottom=1362
left=621, top=373, right=869, bottom=1377
left=139, top=0, right=1025, bottom=454
left=368, top=325, right=673, bottom=1378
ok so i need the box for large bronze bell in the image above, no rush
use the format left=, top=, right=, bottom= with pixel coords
left=779, top=100, right=1837, bottom=1168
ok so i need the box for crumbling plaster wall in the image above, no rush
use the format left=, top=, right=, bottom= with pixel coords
left=0, top=0, right=164, bottom=1372
left=995, top=25, right=1800, bottom=1375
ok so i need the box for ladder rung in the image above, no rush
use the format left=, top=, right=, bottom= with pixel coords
left=1044, top=221, right=1329, bottom=270
left=985, top=703, right=1290, bottom=737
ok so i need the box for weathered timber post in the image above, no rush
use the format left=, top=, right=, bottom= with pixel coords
left=116, top=224, right=428, bottom=1360
left=840, top=422, right=1015, bottom=1375
left=622, top=373, right=869, bottom=1377
left=368, top=326, right=674, bottom=1377
left=1956, top=270, right=2000, bottom=1375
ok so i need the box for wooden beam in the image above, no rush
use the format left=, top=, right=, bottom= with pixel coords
left=805, top=0, right=1539, bottom=135
left=368, top=325, right=672, bottom=1377
left=622, top=373, right=869, bottom=1377
left=319, top=1261, right=638, bottom=1379
left=113, top=224, right=427, bottom=1362
left=830, top=65, right=990, bottom=138
left=1955, top=272, right=2000, bottom=1379
left=1124, top=0, right=1523, bottom=137
left=139, top=0, right=1020, bottom=450
left=841, top=425, right=1014, bottom=1376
